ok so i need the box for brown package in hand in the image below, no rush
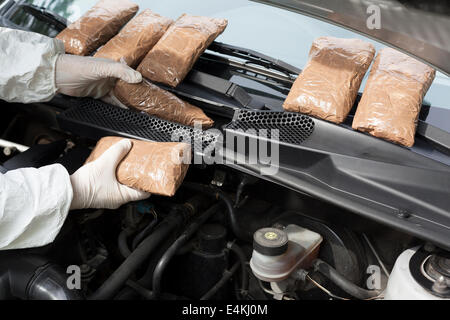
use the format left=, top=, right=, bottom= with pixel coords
left=283, top=37, right=375, bottom=123
left=56, top=0, right=138, bottom=56
left=137, top=14, right=228, bottom=87
left=352, top=48, right=435, bottom=147
left=85, top=137, right=191, bottom=196
left=114, top=79, right=214, bottom=128
left=94, top=9, right=173, bottom=68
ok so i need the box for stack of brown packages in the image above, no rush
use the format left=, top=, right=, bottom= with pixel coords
left=56, top=0, right=138, bottom=55
left=85, top=137, right=191, bottom=196
left=352, top=48, right=436, bottom=147
left=94, top=9, right=173, bottom=68
left=114, top=79, right=214, bottom=128
left=283, top=37, right=375, bottom=123
left=137, top=14, right=228, bottom=87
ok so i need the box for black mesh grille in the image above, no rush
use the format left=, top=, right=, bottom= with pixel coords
left=58, top=98, right=218, bottom=150
left=225, top=110, right=314, bottom=144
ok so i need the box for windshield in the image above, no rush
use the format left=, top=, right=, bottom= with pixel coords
left=11, top=0, right=450, bottom=111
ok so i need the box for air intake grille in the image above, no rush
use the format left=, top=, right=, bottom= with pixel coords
left=225, top=110, right=314, bottom=144
left=57, top=98, right=218, bottom=150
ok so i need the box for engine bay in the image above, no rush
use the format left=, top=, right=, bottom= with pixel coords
left=0, top=0, right=449, bottom=302
left=0, top=90, right=449, bottom=300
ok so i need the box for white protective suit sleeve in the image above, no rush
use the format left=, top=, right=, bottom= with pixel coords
left=0, top=28, right=71, bottom=250
left=0, top=164, right=73, bottom=250
left=0, top=27, right=64, bottom=103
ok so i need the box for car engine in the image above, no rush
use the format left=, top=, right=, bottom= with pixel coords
left=0, top=102, right=448, bottom=301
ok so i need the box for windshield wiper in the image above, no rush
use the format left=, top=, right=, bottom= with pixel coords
left=208, top=41, right=301, bottom=77
left=18, top=4, right=68, bottom=31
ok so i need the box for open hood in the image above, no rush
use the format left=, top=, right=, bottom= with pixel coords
left=252, top=0, right=450, bottom=76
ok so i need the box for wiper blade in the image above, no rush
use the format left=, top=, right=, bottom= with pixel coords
left=208, top=41, right=301, bottom=77
left=19, top=4, right=68, bottom=31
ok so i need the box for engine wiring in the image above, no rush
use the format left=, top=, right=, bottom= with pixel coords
left=257, top=279, right=297, bottom=300
left=306, top=275, right=350, bottom=300
left=362, top=233, right=390, bottom=277
left=306, top=275, right=384, bottom=301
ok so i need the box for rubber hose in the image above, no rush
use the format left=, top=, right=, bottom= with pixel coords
left=313, top=259, right=381, bottom=300
left=114, top=196, right=212, bottom=300
left=131, top=218, right=158, bottom=250
left=89, top=209, right=184, bottom=300
left=200, top=262, right=240, bottom=300
left=151, top=202, right=223, bottom=299
left=118, top=228, right=132, bottom=258
left=182, top=182, right=247, bottom=241
left=0, top=254, right=83, bottom=300
left=227, top=242, right=249, bottom=295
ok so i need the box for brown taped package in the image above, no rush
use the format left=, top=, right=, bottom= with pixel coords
left=85, top=137, right=191, bottom=196
left=114, top=79, right=214, bottom=128
left=283, top=37, right=375, bottom=123
left=94, top=9, right=173, bottom=68
left=55, top=0, right=138, bottom=56
left=137, top=14, right=228, bottom=87
left=352, top=48, right=435, bottom=147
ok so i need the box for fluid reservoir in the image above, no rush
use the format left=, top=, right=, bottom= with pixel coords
left=384, top=247, right=450, bottom=300
left=250, top=225, right=322, bottom=282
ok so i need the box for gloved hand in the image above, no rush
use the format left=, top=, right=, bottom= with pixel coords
left=70, top=139, right=150, bottom=210
left=55, top=54, right=142, bottom=99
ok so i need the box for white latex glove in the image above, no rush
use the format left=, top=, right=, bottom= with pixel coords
left=55, top=54, right=142, bottom=99
left=70, top=139, right=150, bottom=210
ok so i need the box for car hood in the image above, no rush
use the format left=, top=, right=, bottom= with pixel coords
left=252, top=0, right=450, bottom=76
